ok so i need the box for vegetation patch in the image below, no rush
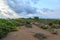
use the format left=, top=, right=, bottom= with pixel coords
left=25, top=21, right=32, bottom=28
left=41, top=25, right=50, bottom=29
left=0, top=17, right=60, bottom=39
left=34, top=33, right=47, bottom=40
left=49, top=28, right=58, bottom=35
left=0, top=19, right=20, bottom=39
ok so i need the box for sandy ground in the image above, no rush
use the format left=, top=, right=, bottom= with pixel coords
left=1, top=25, right=60, bottom=40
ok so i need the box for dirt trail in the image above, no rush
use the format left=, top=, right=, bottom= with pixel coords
left=1, top=25, right=60, bottom=40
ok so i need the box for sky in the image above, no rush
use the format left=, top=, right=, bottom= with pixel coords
left=0, top=0, right=60, bottom=19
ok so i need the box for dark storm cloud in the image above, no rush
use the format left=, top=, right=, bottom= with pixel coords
left=5, top=0, right=38, bottom=14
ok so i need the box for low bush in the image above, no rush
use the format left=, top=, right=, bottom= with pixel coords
left=0, top=19, right=20, bottom=39
left=50, top=24, right=60, bottom=29
left=0, top=30, right=7, bottom=39
left=48, top=23, right=53, bottom=26
left=25, top=21, right=32, bottom=28
left=41, top=25, right=49, bottom=29
left=50, top=28, right=58, bottom=35
left=34, top=33, right=47, bottom=40
left=25, top=24, right=32, bottom=28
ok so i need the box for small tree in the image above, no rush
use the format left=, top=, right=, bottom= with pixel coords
left=34, top=17, right=39, bottom=22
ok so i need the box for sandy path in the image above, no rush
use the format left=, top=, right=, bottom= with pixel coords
left=1, top=25, right=60, bottom=40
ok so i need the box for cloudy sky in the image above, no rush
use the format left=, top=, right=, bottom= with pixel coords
left=0, top=0, right=60, bottom=19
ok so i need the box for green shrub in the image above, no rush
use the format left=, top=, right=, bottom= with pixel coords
left=50, top=29, right=58, bottom=35
left=41, top=25, right=49, bottom=29
left=0, top=30, right=7, bottom=39
left=50, top=24, right=60, bottom=29
left=10, top=27, right=19, bottom=31
left=34, top=33, right=47, bottom=40
left=0, top=19, right=20, bottom=39
left=48, top=23, right=53, bottom=26
left=25, top=21, right=32, bottom=28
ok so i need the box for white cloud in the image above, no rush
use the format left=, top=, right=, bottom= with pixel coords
left=0, top=0, right=60, bottom=19
left=26, top=8, right=60, bottom=19
left=0, top=0, right=21, bottom=19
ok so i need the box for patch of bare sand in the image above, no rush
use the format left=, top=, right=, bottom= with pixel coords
left=1, top=25, right=60, bottom=40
